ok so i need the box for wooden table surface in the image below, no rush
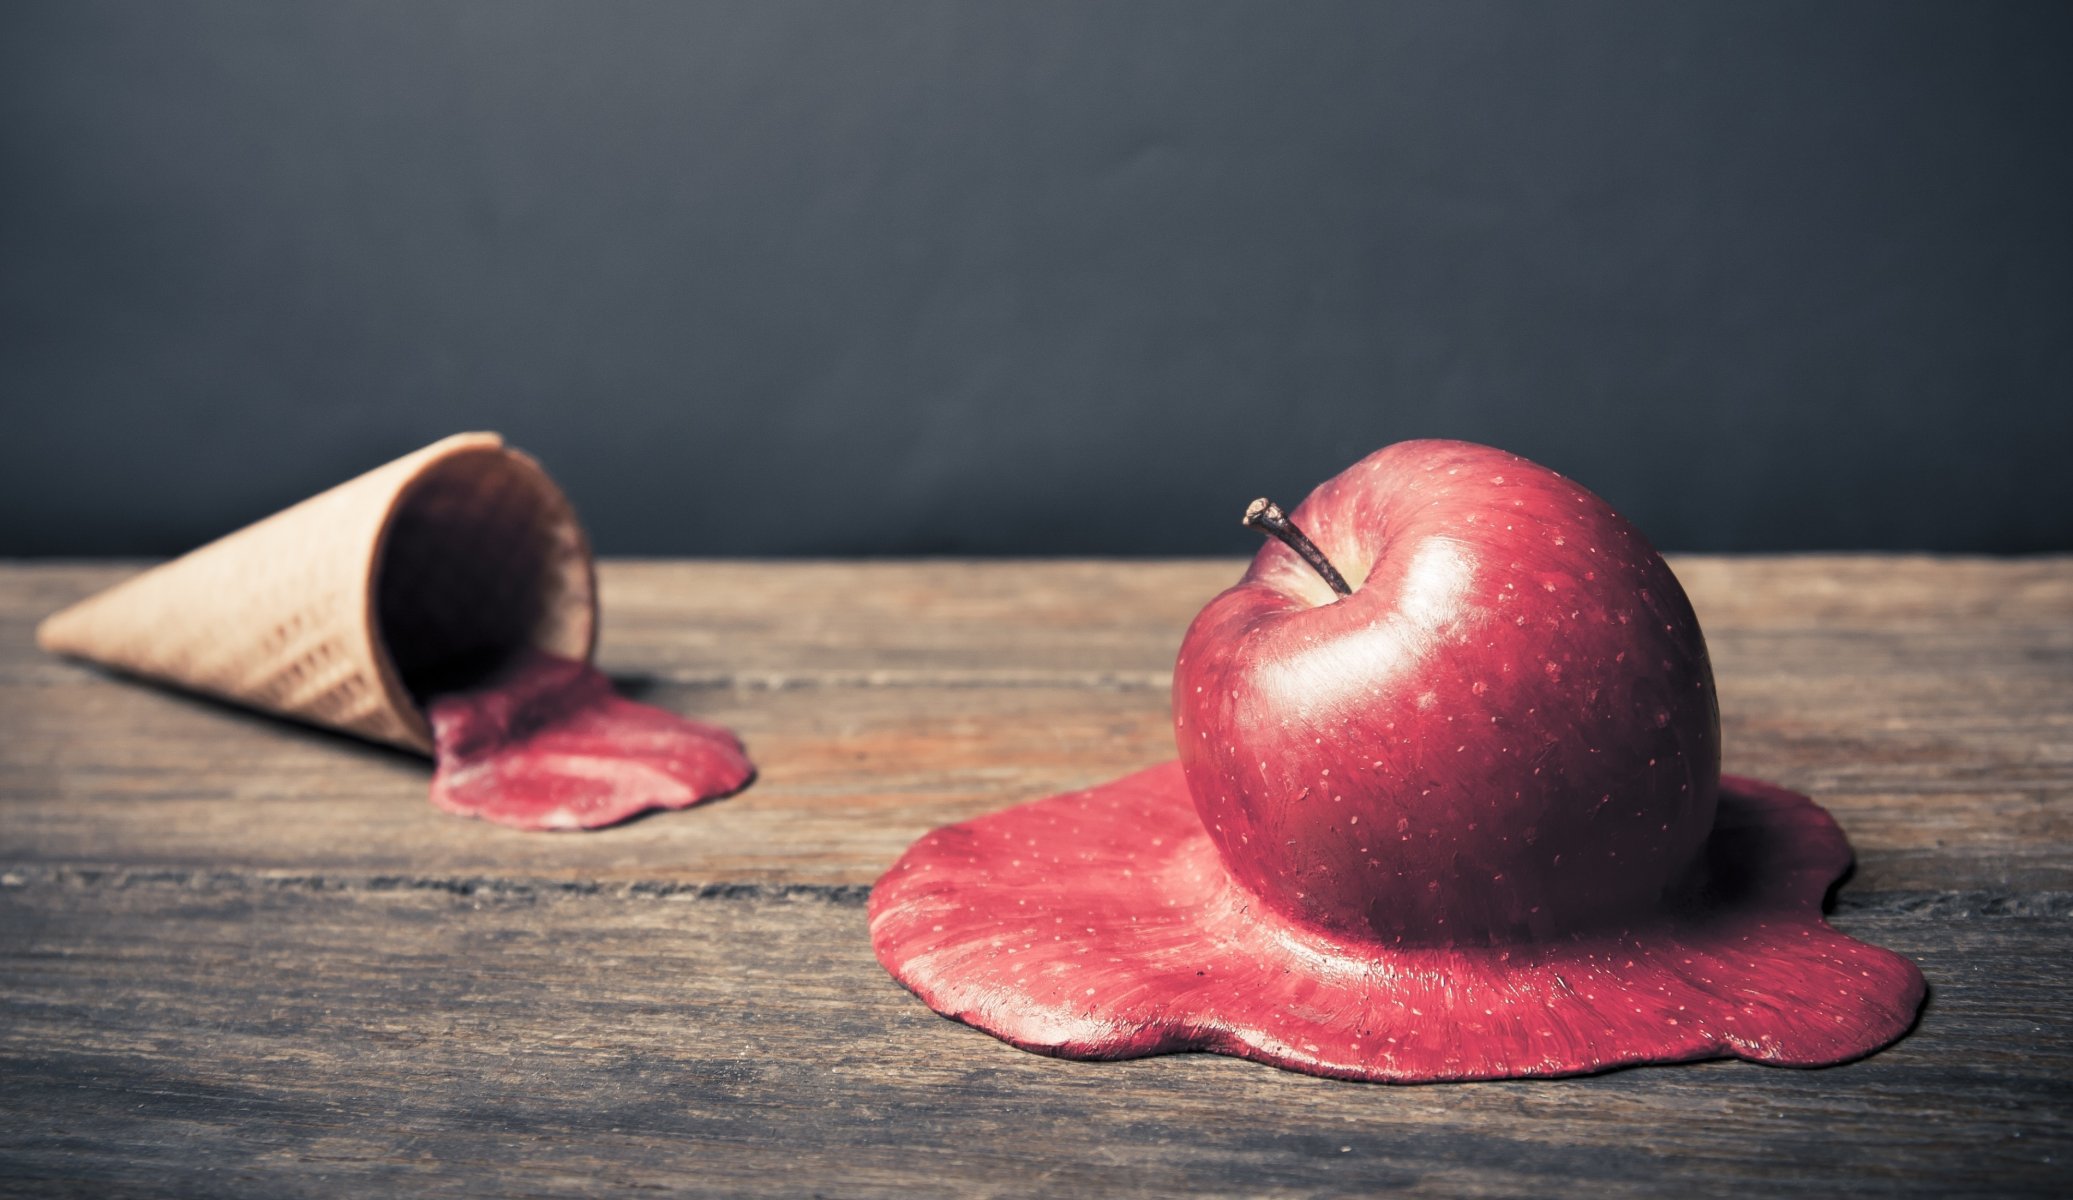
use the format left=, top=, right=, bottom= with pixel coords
left=2, top=558, right=2068, bottom=1197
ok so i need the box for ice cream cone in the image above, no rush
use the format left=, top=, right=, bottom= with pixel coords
left=36, top=432, right=596, bottom=754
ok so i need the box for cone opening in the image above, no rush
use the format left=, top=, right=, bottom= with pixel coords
left=370, top=444, right=597, bottom=717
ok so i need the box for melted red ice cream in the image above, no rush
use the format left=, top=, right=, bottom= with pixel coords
left=425, top=650, right=753, bottom=831
left=871, top=765, right=1923, bottom=1081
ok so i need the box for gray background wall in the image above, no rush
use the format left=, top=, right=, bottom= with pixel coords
left=4, top=1, right=2069, bottom=557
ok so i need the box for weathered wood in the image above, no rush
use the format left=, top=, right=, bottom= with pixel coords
left=9, top=557, right=2070, bottom=685
left=0, top=671, right=2067, bottom=895
left=2, top=558, right=2070, bottom=1196
left=1, top=876, right=2067, bottom=1198
left=3, top=560, right=2068, bottom=892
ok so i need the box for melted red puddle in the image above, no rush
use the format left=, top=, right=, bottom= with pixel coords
left=869, top=764, right=1925, bottom=1082
left=425, top=650, right=753, bottom=831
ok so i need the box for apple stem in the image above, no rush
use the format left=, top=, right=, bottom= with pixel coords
left=1242, top=498, right=1353, bottom=596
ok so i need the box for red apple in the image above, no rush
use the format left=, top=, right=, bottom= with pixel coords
left=1173, top=439, right=1719, bottom=944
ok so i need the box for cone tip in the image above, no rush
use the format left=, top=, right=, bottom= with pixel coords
left=34, top=602, right=81, bottom=656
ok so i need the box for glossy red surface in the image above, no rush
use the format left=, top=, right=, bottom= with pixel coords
left=871, top=440, right=1924, bottom=1081
left=426, top=650, right=753, bottom=831
left=1175, top=441, right=1719, bottom=943
left=870, top=764, right=1923, bottom=1081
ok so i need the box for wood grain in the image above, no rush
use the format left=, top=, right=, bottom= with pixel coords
left=1, top=876, right=2065, bottom=1198
left=3, top=558, right=2070, bottom=1196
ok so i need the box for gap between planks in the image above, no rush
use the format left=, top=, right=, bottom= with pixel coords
left=4, top=865, right=2069, bottom=921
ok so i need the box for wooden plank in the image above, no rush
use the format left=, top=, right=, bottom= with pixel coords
left=8, top=557, right=2072, bottom=684
left=2, top=561, right=2069, bottom=894
left=0, top=679, right=1170, bottom=886
left=0, top=668, right=2066, bottom=893
left=0, top=560, right=1236, bottom=687
left=1, top=875, right=2066, bottom=1198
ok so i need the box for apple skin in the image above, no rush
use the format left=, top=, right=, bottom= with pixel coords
left=1173, top=440, right=1719, bottom=946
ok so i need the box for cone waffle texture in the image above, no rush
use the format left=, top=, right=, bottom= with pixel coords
left=36, top=432, right=596, bottom=754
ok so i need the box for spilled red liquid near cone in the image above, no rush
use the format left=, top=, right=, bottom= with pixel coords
left=425, top=650, right=753, bottom=831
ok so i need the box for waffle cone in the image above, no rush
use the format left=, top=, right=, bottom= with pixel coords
left=36, top=432, right=597, bottom=754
